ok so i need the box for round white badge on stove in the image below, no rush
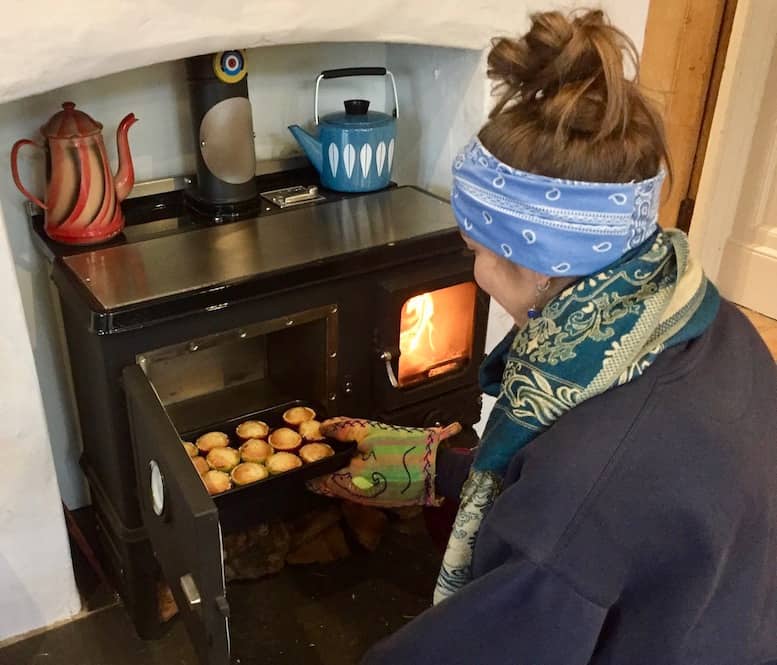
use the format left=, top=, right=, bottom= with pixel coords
left=149, top=460, right=165, bottom=517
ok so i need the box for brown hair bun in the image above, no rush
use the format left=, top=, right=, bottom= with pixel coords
left=481, top=9, right=669, bottom=184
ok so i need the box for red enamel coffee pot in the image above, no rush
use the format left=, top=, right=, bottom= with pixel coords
left=11, top=102, right=138, bottom=245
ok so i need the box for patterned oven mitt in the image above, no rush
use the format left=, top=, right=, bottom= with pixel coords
left=307, top=418, right=462, bottom=507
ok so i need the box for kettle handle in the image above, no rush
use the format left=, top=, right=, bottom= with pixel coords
left=11, top=139, right=47, bottom=210
left=314, top=68, right=399, bottom=125
left=320, top=67, right=387, bottom=79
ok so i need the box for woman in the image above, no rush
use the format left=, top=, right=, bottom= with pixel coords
left=311, top=9, right=777, bottom=664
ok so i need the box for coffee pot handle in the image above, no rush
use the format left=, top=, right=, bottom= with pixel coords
left=11, top=139, right=47, bottom=210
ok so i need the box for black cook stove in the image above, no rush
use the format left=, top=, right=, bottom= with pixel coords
left=31, top=158, right=489, bottom=665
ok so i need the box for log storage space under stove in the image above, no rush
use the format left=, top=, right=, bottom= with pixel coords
left=31, top=162, right=489, bottom=665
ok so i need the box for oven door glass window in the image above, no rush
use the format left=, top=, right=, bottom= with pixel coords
left=398, top=281, right=477, bottom=388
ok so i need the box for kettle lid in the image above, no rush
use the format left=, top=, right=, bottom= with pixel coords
left=322, top=99, right=394, bottom=129
left=41, top=102, right=103, bottom=139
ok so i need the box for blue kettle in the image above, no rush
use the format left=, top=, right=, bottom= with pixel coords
left=288, top=67, right=399, bottom=193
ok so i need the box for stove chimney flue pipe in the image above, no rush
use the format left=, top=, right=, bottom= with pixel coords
left=184, top=50, right=259, bottom=219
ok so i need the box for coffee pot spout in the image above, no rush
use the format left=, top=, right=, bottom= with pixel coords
left=114, top=113, right=138, bottom=201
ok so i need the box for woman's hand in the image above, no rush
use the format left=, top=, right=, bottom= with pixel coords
left=307, top=418, right=462, bottom=507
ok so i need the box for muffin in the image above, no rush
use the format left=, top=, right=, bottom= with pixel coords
left=191, top=456, right=210, bottom=475
left=231, top=462, right=269, bottom=486
left=235, top=420, right=269, bottom=440
left=299, top=443, right=335, bottom=464
left=206, top=447, right=241, bottom=473
left=196, top=431, right=230, bottom=453
left=298, top=419, right=324, bottom=442
left=266, top=452, right=303, bottom=475
left=269, top=428, right=302, bottom=452
left=282, top=406, right=316, bottom=427
left=202, top=470, right=231, bottom=495
left=239, top=439, right=273, bottom=464
left=182, top=441, right=198, bottom=458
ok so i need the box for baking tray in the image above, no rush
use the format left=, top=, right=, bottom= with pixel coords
left=179, top=400, right=355, bottom=531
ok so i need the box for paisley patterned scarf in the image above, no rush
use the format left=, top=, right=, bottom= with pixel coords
left=434, top=228, right=720, bottom=603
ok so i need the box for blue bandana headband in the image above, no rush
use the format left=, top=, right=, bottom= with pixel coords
left=451, top=137, right=666, bottom=276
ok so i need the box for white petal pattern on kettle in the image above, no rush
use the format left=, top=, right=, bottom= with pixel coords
left=376, top=141, right=387, bottom=176
left=388, top=138, right=395, bottom=173
left=343, top=144, right=356, bottom=179
left=328, top=144, right=339, bottom=178
left=360, top=144, right=373, bottom=178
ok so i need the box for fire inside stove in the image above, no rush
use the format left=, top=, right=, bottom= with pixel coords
left=398, top=282, right=477, bottom=387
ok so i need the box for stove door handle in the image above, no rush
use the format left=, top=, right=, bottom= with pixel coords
left=180, top=573, right=201, bottom=611
left=380, top=350, right=400, bottom=389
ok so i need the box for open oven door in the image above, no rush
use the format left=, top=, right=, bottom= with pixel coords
left=123, top=364, right=230, bottom=665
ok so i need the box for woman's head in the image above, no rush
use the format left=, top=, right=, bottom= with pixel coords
left=458, top=9, right=669, bottom=324
left=480, top=8, right=669, bottom=183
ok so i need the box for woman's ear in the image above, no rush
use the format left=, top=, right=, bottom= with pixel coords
left=536, top=279, right=551, bottom=294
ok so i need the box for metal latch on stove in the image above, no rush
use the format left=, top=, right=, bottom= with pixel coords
left=260, top=185, right=325, bottom=208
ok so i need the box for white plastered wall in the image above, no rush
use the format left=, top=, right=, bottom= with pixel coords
left=0, top=203, right=80, bottom=642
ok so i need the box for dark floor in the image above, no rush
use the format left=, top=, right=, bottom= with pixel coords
left=0, top=517, right=442, bottom=665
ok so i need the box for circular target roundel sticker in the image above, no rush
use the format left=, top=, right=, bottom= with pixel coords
left=213, top=50, right=247, bottom=83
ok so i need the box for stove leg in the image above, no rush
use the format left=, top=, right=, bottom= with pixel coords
left=63, top=501, right=112, bottom=590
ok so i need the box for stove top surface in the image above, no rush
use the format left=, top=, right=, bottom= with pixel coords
left=59, top=185, right=457, bottom=311
left=32, top=166, right=366, bottom=259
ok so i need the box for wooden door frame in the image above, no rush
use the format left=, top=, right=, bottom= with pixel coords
left=639, top=0, right=734, bottom=231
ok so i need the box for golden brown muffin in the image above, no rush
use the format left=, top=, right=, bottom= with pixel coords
left=266, top=452, right=302, bottom=475
left=202, top=470, right=231, bottom=495
left=299, top=443, right=335, bottom=464
left=269, top=427, right=302, bottom=452
left=298, top=419, right=324, bottom=442
left=235, top=420, right=269, bottom=440
left=182, top=441, right=198, bottom=458
left=282, top=406, right=316, bottom=427
left=239, top=439, right=273, bottom=464
left=191, top=456, right=210, bottom=475
left=206, top=447, right=240, bottom=472
left=196, top=431, right=230, bottom=453
left=230, top=462, right=269, bottom=486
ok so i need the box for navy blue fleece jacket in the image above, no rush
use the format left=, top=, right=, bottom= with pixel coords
left=363, top=300, right=777, bottom=665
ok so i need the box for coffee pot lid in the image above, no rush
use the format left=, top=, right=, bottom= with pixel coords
left=41, top=102, right=103, bottom=139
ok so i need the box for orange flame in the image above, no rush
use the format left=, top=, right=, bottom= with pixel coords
left=400, top=293, right=436, bottom=357
left=397, top=283, right=477, bottom=387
